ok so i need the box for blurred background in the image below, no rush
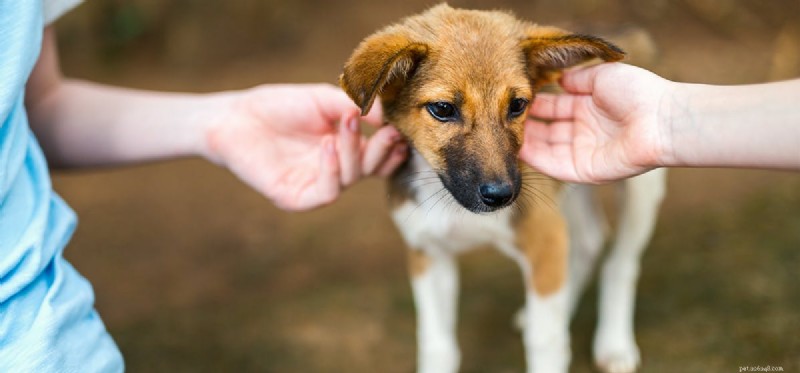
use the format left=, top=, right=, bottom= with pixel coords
left=52, top=0, right=799, bottom=372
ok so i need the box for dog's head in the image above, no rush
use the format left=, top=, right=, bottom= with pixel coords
left=340, top=4, right=623, bottom=213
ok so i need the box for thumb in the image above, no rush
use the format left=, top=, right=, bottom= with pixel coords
left=559, top=63, right=618, bottom=95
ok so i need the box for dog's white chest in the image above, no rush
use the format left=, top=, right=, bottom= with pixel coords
left=390, top=152, right=515, bottom=253
left=392, top=198, right=515, bottom=253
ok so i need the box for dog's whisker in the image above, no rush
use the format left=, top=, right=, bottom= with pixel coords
left=445, top=197, right=462, bottom=218
left=520, top=178, right=557, bottom=184
left=514, top=193, right=532, bottom=213
left=425, top=189, right=452, bottom=217
left=522, top=194, right=539, bottom=211
left=400, top=175, right=441, bottom=181
left=520, top=184, right=557, bottom=212
left=400, top=170, right=440, bottom=178
left=512, top=200, right=525, bottom=216
left=404, top=187, right=447, bottom=223
left=419, top=188, right=449, bottom=209
left=396, top=173, right=441, bottom=183
left=515, top=193, right=533, bottom=214
left=520, top=175, right=556, bottom=181
left=520, top=180, right=558, bottom=188
left=517, top=195, right=540, bottom=216
left=402, top=171, right=440, bottom=180
left=401, top=179, right=445, bottom=189
left=519, top=171, right=553, bottom=176
left=520, top=175, right=552, bottom=180
left=397, top=177, right=440, bottom=185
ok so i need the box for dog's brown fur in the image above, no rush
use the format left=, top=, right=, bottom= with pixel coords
left=341, top=3, right=622, bottom=298
left=407, top=248, right=430, bottom=277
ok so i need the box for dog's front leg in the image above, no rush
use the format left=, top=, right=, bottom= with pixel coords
left=408, top=248, right=460, bottom=373
left=511, top=208, right=571, bottom=373
left=522, top=285, right=569, bottom=373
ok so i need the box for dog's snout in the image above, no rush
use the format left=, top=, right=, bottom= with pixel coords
left=478, top=182, right=514, bottom=207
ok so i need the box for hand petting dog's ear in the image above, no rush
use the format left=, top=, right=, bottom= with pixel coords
left=521, top=27, right=625, bottom=87
left=340, top=33, right=428, bottom=115
left=203, top=84, right=407, bottom=211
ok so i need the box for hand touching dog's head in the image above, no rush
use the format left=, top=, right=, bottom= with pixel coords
left=341, top=4, right=623, bottom=213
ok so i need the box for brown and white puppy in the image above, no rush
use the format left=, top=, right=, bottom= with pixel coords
left=340, top=4, right=666, bottom=373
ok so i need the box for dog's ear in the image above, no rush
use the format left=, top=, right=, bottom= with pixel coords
left=340, top=32, right=428, bottom=115
left=521, top=27, right=625, bottom=86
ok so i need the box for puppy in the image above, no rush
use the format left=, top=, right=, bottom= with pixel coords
left=340, top=4, right=666, bottom=373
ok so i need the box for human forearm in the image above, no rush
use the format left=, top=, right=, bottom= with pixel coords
left=28, top=79, right=226, bottom=168
left=664, top=79, right=800, bottom=170
left=26, top=26, right=222, bottom=168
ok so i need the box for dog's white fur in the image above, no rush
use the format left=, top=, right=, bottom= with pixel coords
left=393, top=150, right=666, bottom=373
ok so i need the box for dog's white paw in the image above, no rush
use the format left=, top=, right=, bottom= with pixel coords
left=528, top=343, right=571, bottom=373
left=530, top=355, right=569, bottom=373
left=595, top=352, right=639, bottom=373
left=418, top=343, right=460, bottom=373
left=593, top=331, right=640, bottom=373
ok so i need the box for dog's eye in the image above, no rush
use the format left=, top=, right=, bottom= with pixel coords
left=508, top=98, right=529, bottom=119
left=426, top=102, right=459, bottom=122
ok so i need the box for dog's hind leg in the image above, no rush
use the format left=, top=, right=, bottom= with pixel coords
left=408, top=248, right=460, bottom=373
left=561, top=184, right=609, bottom=318
left=594, top=168, right=666, bottom=373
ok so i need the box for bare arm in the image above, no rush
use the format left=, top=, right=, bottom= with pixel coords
left=521, top=63, right=800, bottom=183
left=666, top=80, right=800, bottom=170
left=26, top=28, right=218, bottom=167
left=26, top=27, right=407, bottom=210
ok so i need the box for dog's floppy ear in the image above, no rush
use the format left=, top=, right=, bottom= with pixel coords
left=340, top=32, right=428, bottom=115
left=521, top=27, right=625, bottom=86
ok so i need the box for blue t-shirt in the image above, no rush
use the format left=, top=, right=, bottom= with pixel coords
left=0, top=1, right=123, bottom=371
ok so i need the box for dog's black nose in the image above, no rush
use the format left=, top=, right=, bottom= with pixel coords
left=478, top=182, right=514, bottom=207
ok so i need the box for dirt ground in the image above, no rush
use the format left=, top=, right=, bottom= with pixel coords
left=52, top=1, right=799, bottom=372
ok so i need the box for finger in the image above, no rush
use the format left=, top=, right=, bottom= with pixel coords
left=524, top=119, right=574, bottom=144
left=337, top=110, right=362, bottom=186
left=362, top=125, right=402, bottom=175
left=521, top=120, right=584, bottom=182
left=306, top=136, right=341, bottom=208
left=520, top=131, right=581, bottom=183
left=524, top=118, right=554, bottom=141
left=530, top=93, right=578, bottom=120
left=361, top=98, right=384, bottom=127
left=559, top=63, right=614, bottom=94
left=309, top=84, right=387, bottom=130
left=310, top=84, right=365, bottom=123
left=375, top=142, right=409, bottom=177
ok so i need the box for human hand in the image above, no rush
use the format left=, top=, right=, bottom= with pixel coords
left=204, top=84, right=407, bottom=211
left=520, top=63, right=674, bottom=183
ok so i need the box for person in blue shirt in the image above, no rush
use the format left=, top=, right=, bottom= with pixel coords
left=1, top=1, right=406, bottom=372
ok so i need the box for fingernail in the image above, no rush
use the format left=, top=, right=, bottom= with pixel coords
left=348, top=118, right=359, bottom=132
